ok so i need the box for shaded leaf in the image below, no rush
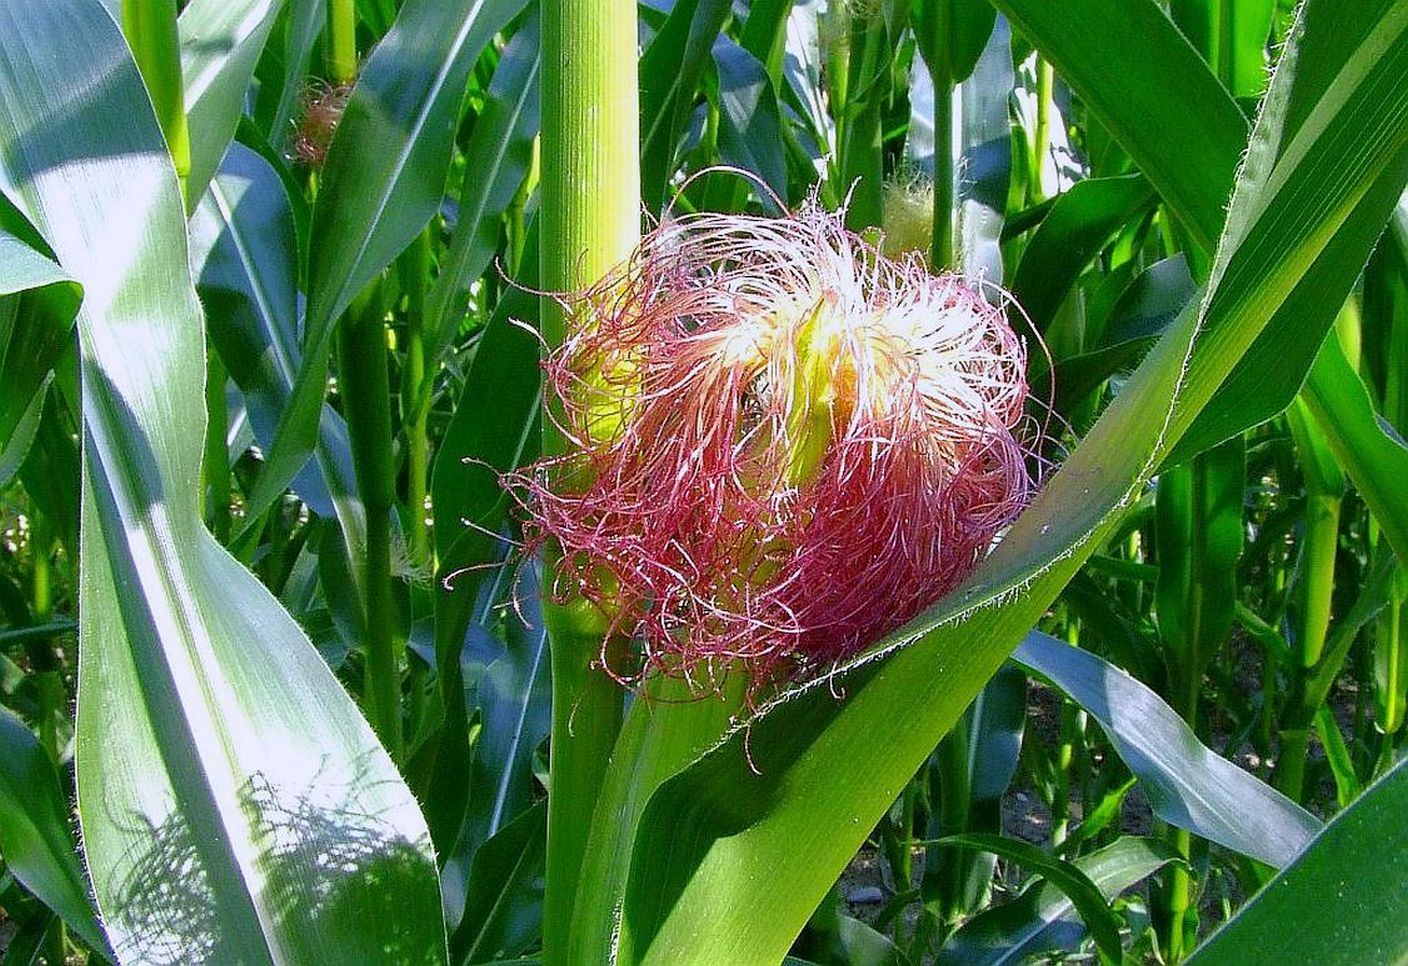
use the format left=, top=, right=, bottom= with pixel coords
left=180, top=0, right=284, bottom=203
left=0, top=706, right=109, bottom=956
left=937, top=837, right=1179, bottom=965
left=0, top=229, right=80, bottom=485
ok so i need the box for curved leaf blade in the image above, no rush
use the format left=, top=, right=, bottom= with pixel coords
left=423, top=9, right=541, bottom=362
left=1010, top=174, right=1157, bottom=338
left=937, top=837, right=1179, bottom=966
left=930, top=833, right=1122, bottom=962
left=1189, top=756, right=1408, bottom=965
left=189, top=143, right=359, bottom=522
left=0, top=705, right=110, bottom=956
left=1302, top=331, right=1408, bottom=563
left=0, top=2, right=446, bottom=961
left=1013, top=631, right=1319, bottom=867
left=179, top=0, right=284, bottom=204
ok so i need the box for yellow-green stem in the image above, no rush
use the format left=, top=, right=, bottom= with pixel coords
left=506, top=139, right=539, bottom=277
left=1032, top=57, right=1054, bottom=203
left=1167, top=826, right=1193, bottom=961
left=327, top=0, right=358, bottom=85
left=122, top=0, right=189, bottom=201
left=541, top=0, right=639, bottom=958
left=339, top=284, right=403, bottom=762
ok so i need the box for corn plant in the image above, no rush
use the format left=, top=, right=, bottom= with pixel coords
left=0, top=0, right=1406, bottom=963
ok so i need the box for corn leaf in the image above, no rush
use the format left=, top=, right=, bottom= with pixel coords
left=1188, top=756, right=1408, bottom=964
left=0, top=705, right=109, bottom=957
left=1013, top=631, right=1319, bottom=867
left=0, top=229, right=79, bottom=484
left=243, top=0, right=529, bottom=534
left=937, top=837, right=1180, bottom=965
left=179, top=0, right=284, bottom=204
left=0, top=1, right=446, bottom=961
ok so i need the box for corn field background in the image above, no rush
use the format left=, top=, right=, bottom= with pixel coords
left=0, top=0, right=1406, bottom=962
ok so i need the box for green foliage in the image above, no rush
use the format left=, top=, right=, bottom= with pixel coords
left=1, top=0, right=1406, bottom=963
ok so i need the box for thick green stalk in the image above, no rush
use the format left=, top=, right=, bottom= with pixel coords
left=338, top=285, right=403, bottom=762
left=400, top=229, right=433, bottom=570
left=327, top=0, right=358, bottom=85
left=839, top=12, right=886, bottom=231
left=1375, top=571, right=1407, bottom=737
left=1032, top=56, right=1054, bottom=203
left=540, top=2, right=639, bottom=959
left=931, top=65, right=955, bottom=270
left=122, top=0, right=189, bottom=199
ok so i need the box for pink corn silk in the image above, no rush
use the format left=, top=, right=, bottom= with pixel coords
left=506, top=205, right=1036, bottom=688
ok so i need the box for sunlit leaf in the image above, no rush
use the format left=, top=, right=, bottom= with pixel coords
left=0, top=2, right=446, bottom=960
left=1189, top=756, right=1408, bottom=964
left=1013, top=631, right=1319, bottom=867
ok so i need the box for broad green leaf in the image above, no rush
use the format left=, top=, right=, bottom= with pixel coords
left=244, top=0, right=529, bottom=535
left=261, top=0, right=326, bottom=158
left=929, top=833, right=1122, bottom=962
left=1013, top=631, right=1319, bottom=867
left=711, top=38, right=788, bottom=203
left=1037, top=256, right=1197, bottom=417
left=188, top=142, right=367, bottom=607
left=0, top=230, right=80, bottom=485
left=1302, top=328, right=1408, bottom=563
left=572, top=4, right=1408, bottom=961
left=1010, top=175, right=1158, bottom=339
left=1189, top=756, right=1408, bottom=964
left=991, top=0, right=1244, bottom=251
left=309, top=0, right=529, bottom=333
left=937, top=837, right=1179, bottom=965
left=0, top=2, right=446, bottom=961
left=1171, top=0, right=1276, bottom=98
left=639, top=0, right=732, bottom=211
left=739, top=0, right=792, bottom=82
left=0, top=705, right=109, bottom=956
left=423, top=10, right=541, bottom=366
left=179, top=0, right=284, bottom=204
left=1166, top=0, right=1408, bottom=460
